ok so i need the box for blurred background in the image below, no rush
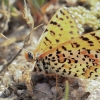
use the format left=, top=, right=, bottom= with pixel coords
left=0, top=0, right=100, bottom=100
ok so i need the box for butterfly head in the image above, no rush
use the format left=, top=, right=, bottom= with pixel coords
left=24, top=52, right=36, bottom=62
left=24, top=51, right=46, bottom=72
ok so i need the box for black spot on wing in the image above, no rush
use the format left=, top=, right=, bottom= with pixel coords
left=56, top=49, right=61, bottom=54
left=69, top=21, right=72, bottom=23
left=90, top=72, right=94, bottom=77
left=52, top=57, right=55, bottom=59
left=94, top=68, right=98, bottom=72
left=88, top=41, right=93, bottom=43
left=54, top=63, right=57, bottom=65
left=67, top=59, right=71, bottom=64
left=82, top=58, right=85, bottom=61
left=95, top=75, right=98, bottom=77
left=63, top=69, right=66, bottom=73
left=61, top=64, right=65, bottom=68
left=50, top=21, right=61, bottom=28
left=91, top=33, right=100, bottom=40
left=44, top=29, right=48, bottom=33
left=91, top=33, right=95, bottom=36
left=60, top=10, right=65, bottom=15
left=68, top=71, right=71, bottom=75
left=60, top=18, right=63, bottom=20
left=43, top=41, right=48, bottom=46
left=45, top=37, right=51, bottom=43
left=74, top=73, right=78, bottom=77
left=60, top=28, right=63, bottom=30
left=66, top=16, right=69, bottom=19
left=56, top=15, right=58, bottom=18
left=49, top=46, right=52, bottom=49
left=71, top=26, right=74, bottom=28
left=59, top=34, right=61, bottom=36
left=74, top=60, right=78, bottom=63
left=50, top=21, right=57, bottom=25
left=70, top=52, right=73, bottom=55
left=95, top=36, right=100, bottom=40
left=57, top=24, right=61, bottom=27
left=69, top=31, right=73, bottom=34
left=82, top=68, right=86, bottom=72
left=56, top=39, right=59, bottom=43
left=95, top=54, right=98, bottom=58
left=87, top=49, right=91, bottom=54
left=62, top=46, right=67, bottom=51
left=81, top=36, right=89, bottom=41
left=50, top=30, right=55, bottom=35
left=81, top=36, right=94, bottom=46
left=48, top=54, right=52, bottom=57
left=71, top=42, right=80, bottom=48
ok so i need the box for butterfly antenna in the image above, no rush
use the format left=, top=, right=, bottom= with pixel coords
left=0, top=34, right=24, bottom=49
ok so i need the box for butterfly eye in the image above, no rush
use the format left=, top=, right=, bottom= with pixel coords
left=28, top=52, right=33, bottom=61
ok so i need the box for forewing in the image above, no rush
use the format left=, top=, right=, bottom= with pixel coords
left=34, top=7, right=81, bottom=53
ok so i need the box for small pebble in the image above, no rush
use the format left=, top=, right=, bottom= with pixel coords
left=35, top=83, right=53, bottom=98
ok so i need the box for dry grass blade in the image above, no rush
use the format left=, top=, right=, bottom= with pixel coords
left=64, top=81, right=69, bottom=100
left=0, top=0, right=10, bottom=33
left=23, top=0, right=34, bottom=28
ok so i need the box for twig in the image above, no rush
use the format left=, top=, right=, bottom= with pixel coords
left=0, top=48, right=23, bottom=73
left=0, top=31, right=29, bottom=73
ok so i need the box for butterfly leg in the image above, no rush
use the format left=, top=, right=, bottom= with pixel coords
left=55, top=74, right=63, bottom=97
left=44, top=73, right=62, bottom=96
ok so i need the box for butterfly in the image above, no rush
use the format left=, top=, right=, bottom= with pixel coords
left=24, top=7, right=100, bottom=80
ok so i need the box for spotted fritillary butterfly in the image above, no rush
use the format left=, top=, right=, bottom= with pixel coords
left=25, top=7, right=100, bottom=79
